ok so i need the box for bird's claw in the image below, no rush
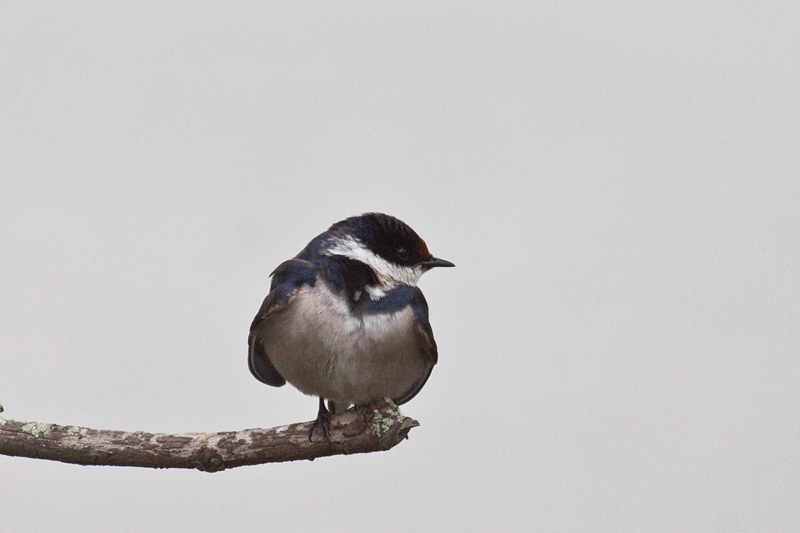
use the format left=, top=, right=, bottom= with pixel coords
left=309, top=397, right=332, bottom=446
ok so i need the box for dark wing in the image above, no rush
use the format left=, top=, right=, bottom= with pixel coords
left=394, top=288, right=438, bottom=405
left=248, top=259, right=316, bottom=387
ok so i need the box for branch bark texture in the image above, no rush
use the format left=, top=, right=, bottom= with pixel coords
left=0, top=405, right=418, bottom=472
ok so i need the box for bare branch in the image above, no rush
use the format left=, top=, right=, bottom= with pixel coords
left=0, top=404, right=419, bottom=472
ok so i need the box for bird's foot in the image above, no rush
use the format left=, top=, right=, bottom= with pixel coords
left=308, top=397, right=332, bottom=446
left=357, top=404, right=373, bottom=426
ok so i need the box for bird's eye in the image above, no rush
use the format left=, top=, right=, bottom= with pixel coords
left=397, top=247, right=409, bottom=261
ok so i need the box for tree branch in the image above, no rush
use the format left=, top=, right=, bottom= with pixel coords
left=0, top=403, right=418, bottom=472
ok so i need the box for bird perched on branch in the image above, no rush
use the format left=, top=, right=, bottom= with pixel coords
left=248, top=213, right=454, bottom=443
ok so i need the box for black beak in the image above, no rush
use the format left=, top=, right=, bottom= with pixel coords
left=422, top=256, right=455, bottom=269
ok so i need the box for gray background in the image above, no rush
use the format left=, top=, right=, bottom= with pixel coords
left=2, top=3, right=798, bottom=532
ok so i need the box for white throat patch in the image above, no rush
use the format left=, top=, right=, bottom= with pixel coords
left=326, top=235, right=424, bottom=289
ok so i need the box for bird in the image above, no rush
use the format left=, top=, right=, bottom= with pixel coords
left=248, top=212, right=454, bottom=443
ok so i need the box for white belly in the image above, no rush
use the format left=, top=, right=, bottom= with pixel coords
left=261, top=283, right=429, bottom=405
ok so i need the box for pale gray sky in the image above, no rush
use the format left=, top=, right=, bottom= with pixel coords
left=2, top=4, right=799, bottom=532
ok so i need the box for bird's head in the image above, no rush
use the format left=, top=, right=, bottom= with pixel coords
left=324, top=212, right=454, bottom=288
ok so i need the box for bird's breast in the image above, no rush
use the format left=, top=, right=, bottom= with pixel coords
left=260, top=281, right=429, bottom=404
left=287, top=282, right=417, bottom=357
